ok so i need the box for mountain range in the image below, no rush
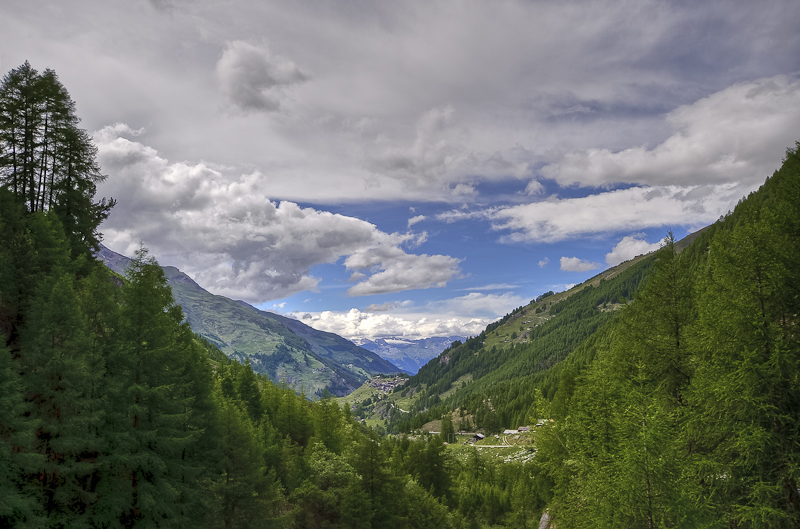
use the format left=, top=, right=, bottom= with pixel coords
left=353, top=336, right=466, bottom=374
left=97, top=245, right=403, bottom=396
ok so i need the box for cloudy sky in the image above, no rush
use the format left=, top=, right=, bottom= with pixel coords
left=3, top=0, right=798, bottom=341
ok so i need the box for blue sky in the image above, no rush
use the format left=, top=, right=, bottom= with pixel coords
left=2, top=0, right=799, bottom=340
left=265, top=194, right=692, bottom=317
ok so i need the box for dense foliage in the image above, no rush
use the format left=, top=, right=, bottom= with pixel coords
left=388, top=253, right=653, bottom=434
left=0, top=63, right=547, bottom=528
left=531, top=144, right=800, bottom=528
left=3, top=61, right=798, bottom=528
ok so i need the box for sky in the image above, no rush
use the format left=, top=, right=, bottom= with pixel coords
left=2, top=0, right=799, bottom=341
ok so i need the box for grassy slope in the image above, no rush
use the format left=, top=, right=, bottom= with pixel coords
left=164, top=265, right=404, bottom=396
left=345, top=239, right=685, bottom=430
left=98, top=247, right=402, bottom=396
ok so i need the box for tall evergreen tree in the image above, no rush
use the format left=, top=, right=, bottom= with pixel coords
left=0, top=343, right=41, bottom=528
left=207, top=393, right=278, bottom=529
left=0, top=62, right=114, bottom=261
left=20, top=272, right=103, bottom=527
left=690, top=205, right=800, bottom=527
left=97, top=247, right=198, bottom=528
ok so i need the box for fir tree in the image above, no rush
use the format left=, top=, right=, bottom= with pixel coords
left=97, top=247, right=198, bottom=528
left=207, top=393, right=277, bottom=528
left=0, top=343, right=41, bottom=528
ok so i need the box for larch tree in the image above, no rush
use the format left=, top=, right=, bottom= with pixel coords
left=0, top=61, right=114, bottom=262
left=20, top=272, right=103, bottom=528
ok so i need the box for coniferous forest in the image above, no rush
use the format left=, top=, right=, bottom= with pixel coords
left=1, top=62, right=799, bottom=528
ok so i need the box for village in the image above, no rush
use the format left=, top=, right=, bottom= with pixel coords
left=336, top=375, right=555, bottom=465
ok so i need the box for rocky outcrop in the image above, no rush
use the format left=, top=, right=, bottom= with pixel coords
left=538, top=509, right=553, bottom=529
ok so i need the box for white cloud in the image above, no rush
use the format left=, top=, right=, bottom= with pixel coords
left=216, top=40, right=308, bottom=112
left=542, top=76, right=800, bottom=188
left=560, top=257, right=601, bottom=272
left=291, top=291, right=525, bottom=340
left=456, top=283, right=517, bottom=292
left=407, top=214, right=426, bottom=227
left=525, top=180, right=545, bottom=195
left=94, top=125, right=460, bottom=302
left=538, top=257, right=549, bottom=268
left=344, top=247, right=461, bottom=297
left=295, top=308, right=490, bottom=341
left=425, top=291, right=526, bottom=318
left=605, top=235, right=663, bottom=266
left=475, top=183, right=748, bottom=243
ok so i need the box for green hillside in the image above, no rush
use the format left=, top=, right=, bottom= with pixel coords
left=99, top=247, right=402, bottom=396
left=344, top=245, right=656, bottom=432
left=347, top=221, right=721, bottom=432
left=348, top=216, right=717, bottom=433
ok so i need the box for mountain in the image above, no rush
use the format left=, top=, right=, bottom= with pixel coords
left=352, top=225, right=721, bottom=432
left=97, top=245, right=402, bottom=396
left=352, top=336, right=467, bottom=374
left=350, top=244, right=661, bottom=430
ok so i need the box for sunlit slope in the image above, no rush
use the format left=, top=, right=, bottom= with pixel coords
left=375, top=227, right=713, bottom=432
left=349, top=253, right=659, bottom=431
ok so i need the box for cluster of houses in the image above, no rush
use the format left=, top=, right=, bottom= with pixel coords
left=458, top=419, right=555, bottom=444
left=503, top=426, right=531, bottom=435
left=462, top=425, right=534, bottom=445
left=368, top=375, right=405, bottom=394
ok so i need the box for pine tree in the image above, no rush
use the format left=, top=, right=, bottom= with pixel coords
left=96, top=247, right=198, bottom=528
left=20, top=272, right=103, bottom=527
left=0, top=343, right=41, bottom=528
left=551, top=236, right=702, bottom=528
left=311, top=391, right=343, bottom=454
left=0, top=62, right=114, bottom=262
left=207, top=392, right=277, bottom=528
left=440, top=413, right=455, bottom=444
left=348, top=431, right=403, bottom=527
left=235, top=359, right=264, bottom=424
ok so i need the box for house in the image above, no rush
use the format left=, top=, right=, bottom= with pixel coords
left=503, top=429, right=519, bottom=435
left=518, top=426, right=530, bottom=432
left=474, top=433, right=485, bottom=440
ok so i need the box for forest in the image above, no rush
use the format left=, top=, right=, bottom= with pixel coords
left=531, top=143, right=800, bottom=528
left=0, top=62, right=547, bottom=528
left=1, top=61, right=799, bottom=528
left=385, top=137, right=800, bottom=527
